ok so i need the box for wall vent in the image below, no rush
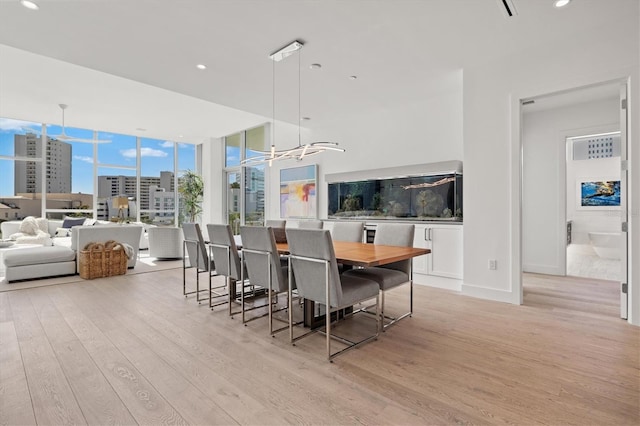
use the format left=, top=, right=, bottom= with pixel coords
left=498, top=0, right=518, bottom=17
left=571, top=133, right=621, bottom=160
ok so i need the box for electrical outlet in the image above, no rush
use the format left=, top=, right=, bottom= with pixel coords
left=489, top=260, right=497, bottom=270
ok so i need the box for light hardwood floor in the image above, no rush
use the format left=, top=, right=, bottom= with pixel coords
left=1, top=270, right=638, bottom=425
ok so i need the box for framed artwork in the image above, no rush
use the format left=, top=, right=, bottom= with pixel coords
left=280, top=164, right=317, bottom=218
left=576, top=178, right=621, bottom=210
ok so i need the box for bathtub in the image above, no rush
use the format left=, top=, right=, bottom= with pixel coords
left=588, top=232, right=621, bottom=259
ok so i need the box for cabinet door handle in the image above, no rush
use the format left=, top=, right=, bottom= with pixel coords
left=424, top=228, right=429, bottom=241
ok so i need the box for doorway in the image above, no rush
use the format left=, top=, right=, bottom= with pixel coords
left=565, top=131, right=621, bottom=282
left=521, top=81, right=628, bottom=318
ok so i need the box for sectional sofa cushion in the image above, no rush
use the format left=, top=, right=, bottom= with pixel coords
left=62, top=217, right=87, bottom=228
left=18, top=216, right=39, bottom=235
left=3, top=246, right=76, bottom=267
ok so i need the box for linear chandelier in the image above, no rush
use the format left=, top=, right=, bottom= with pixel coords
left=241, top=40, right=344, bottom=166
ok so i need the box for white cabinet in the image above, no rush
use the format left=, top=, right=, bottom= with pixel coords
left=413, top=224, right=463, bottom=280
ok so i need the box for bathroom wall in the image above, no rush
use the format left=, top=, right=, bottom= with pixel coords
left=567, top=148, right=621, bottom=245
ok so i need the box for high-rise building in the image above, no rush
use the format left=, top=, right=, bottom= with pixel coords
left=245, top=167, right=264, bottom=214
left=98, top=171, right=175, bottom=211
left=14, top=133, right=71, bottom=194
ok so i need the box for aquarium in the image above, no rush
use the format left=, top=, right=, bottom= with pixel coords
left=328, top=172, right=462, bottom=221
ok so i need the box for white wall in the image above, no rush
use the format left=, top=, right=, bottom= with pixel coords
left=522, top=98, right=619, bottom=275
left=267, top=71, right=464, bottom=221
left=202, top=137, right=224, bottom=239
left=462, top=10, right=639, bottom=324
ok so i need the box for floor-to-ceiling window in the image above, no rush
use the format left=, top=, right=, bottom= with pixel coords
left=97, top=131, right=137, bottom=221
left=0, top=119, right=43, bottom=223
left=0, top=116, right=199, bottom=226
left=140, top=137, right=176, bottom=226
left=223, top=125, right=267, bottom=234
left=177, top=142, right=197, bottom=226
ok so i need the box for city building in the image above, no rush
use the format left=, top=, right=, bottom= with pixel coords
left=13, top=133, right=71, bottom=195
left=98, top=171, right=175, bottom=211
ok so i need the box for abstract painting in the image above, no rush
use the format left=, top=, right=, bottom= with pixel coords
left=578, top=179, right=621, bottom=209
left=280, top=165, right=317, bottom=218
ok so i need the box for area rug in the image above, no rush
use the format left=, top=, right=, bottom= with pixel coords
left=0, top=254, right=182, bottom=292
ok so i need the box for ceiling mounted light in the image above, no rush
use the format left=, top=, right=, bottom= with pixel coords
left=20, top=1, right=39, bottom=10
left=554, top=0, right=571, bottom=7
left=196, top=64, right=207, bottom=70
left=241, top=40, right=344, bottom=166
left=269, top=40, right=303, bottom=62
left=310, top=63, right=322, bottom=70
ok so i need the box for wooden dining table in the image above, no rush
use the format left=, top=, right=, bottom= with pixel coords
left=275, top=240, right=430, bottom=327
left=276, top=240, right=430, bottom=267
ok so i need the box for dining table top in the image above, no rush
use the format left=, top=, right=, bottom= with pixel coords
left=275, top=240, right=430, bottom=268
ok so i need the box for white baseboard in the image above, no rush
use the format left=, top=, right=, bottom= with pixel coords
left=414, top=273, right=462, bottom=291
left=461, top=283, right=519, bottom=304
left=522, top=263, right=564, bottom=276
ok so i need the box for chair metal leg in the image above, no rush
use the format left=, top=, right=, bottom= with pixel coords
left=325, top=261, right=331, bottom=362
left=288, top=258, right=294, bottom=344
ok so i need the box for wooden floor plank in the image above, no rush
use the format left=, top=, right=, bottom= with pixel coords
left=1, top=269, right=638, bottom=425
left=7, top=290, right=87, bottom=425
left=26, top=287, right=137, bottom=425
left=0, top=321, right=37, bottom=426
left=82, top=273, right=396, bottom=425
left=45, top=284, right=188, bottom=426
left=0, top=292, right=12, bottom=323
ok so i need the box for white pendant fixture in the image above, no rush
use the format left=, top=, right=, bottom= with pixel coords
left=23, top=104, right=111, bottom=144
left=241, top=40, right=344, bottom=166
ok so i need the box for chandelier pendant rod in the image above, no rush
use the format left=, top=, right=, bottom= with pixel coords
left=298, top=45, right=302, bottom=148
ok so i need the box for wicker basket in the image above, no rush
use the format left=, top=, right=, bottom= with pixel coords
left=79, top=242, right=106, bottom=279
left=79, top=240, right=130, bottom=279
left=104, top=240, right=128, bottom=277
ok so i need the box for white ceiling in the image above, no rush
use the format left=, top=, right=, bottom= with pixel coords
left=0, top=0, right=636, bottom=143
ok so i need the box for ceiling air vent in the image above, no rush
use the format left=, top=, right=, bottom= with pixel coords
left=497, top=0, right=518, bottom=17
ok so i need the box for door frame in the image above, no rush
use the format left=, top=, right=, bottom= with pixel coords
left=512, top=76, right=634, bottom=324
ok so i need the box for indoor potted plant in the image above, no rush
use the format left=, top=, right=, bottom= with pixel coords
left=178, top=170, right=204, bottom=223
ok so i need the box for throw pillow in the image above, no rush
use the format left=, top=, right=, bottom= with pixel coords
left=35, top=217, right=49, bottom=233
left=62, top=217, right=86, bottom=228
left=19, top=216, right=39, bottom=235
left=83, top=218, right=97, bottom=226
left=55, top=227, right=71, bottom=237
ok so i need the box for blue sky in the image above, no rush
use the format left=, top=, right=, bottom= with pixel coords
left=0, top=118, right=195, bottom=196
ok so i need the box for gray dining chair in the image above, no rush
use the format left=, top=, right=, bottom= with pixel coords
left=286, top=228, right=380, bottom=362
left=265, top=219, right=286, bottom=228
left=297, top=220, right=323, bottom=229
left=265, top=219, right=287, bottom=243
left=240, top=226, right=298, bottom=333
left=330, top=221, right=365, bottom=273
left=182, top=223, right=222, bottom=306
left=207, top=224, right=248, bottom=316
left=331, top=221, right=364, bottom=242
left=344, top=223, right=415, bottom=331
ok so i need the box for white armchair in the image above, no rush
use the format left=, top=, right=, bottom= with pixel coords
left=148, top=227, right=183, bottom=259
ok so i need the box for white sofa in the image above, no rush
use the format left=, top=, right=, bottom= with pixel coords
left=1, top=218, right=143, bottom=282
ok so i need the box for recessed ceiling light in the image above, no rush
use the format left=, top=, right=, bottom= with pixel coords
left=20, top=1, right=39, bottom=10
left=310, top=63, right=322, bottom=70
left=178, top=134, right=184, bottom=138
left=196, top=64, right=207, bottom=70
left=349, top=75, right=358, bottom=80
left=301, top=117, right=311, bottom=121
left=136, top=127, right=146, bottom=131
left=554, top=0, right=571, bottom=7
